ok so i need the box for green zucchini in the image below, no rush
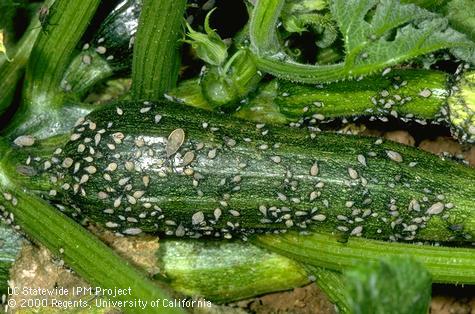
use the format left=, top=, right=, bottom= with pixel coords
left=90, top=0, right=141, bottom=74
left=62, top=0, right=141, bottom=97
left=266, top=70, right=448, bottom=123
left=4, top=100, right=474, bottom=243
left=169, top=69, right=475, bottom=143
left=62, top=0, right=221, bottom=98
left=448, top=70, right=475, bottom=143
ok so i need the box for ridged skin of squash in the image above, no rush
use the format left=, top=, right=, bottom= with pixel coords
left=10, top=101, right=475, bottom=242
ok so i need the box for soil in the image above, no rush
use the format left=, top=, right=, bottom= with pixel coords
left=239, top=285, right=337, bottom=314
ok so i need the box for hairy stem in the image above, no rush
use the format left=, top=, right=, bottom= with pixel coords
left=249, top=0, right=283, bottom=54
left=254, top=232, right=475, bottom=284
left=304, top=265, right=351, bottom=314
left=249, top=0, right=471, bottom=84
left=4, top=0, right=101, bottom=140
left=0, top=0, right=52, bottom=116
left=131, top=0, right=186, bottom=99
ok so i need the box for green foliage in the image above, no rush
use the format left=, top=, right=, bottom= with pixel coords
left=401, top=0, right=449, bottom=10
left=342, top=257, right=431, bottom=314
left=185, top=10, right=261, bottom=109
left=250, top=0, right=474, bottom=83
left=185, top=9, right=228, bottom=66
left=281, top=0, right=338, bottom=49
left=331, top=0, right=471, bottom=70
left=306, top=258, right=432, bottom=314
left=444, top=0, right=475, bottom=40
left=444, top=0, right=475, bottom=63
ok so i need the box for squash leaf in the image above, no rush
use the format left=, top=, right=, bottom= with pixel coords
left=443, top=0, right=475, bottom=64
left=331, top=0, right=471, bottom=70
left=250, top=0, right=474, bottom=83
left=444, top=0, right=475, bottom=40
left=281, top=0, right=338, bottom=49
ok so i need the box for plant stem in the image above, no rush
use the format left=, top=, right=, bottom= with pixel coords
left=158, top=239, right=309, bottom=303
left=248, top=0, right=470, bottom=84
left=253, top=54, right=349, bottom=83
left=131, top=0, right=186, bottom=99
left=249, top=0, right=349, bottom=83
left=25, top=0, right=100, bottom=105
left=249, top=0, right=283, bottom=54
left=0, top=0, right=54, bottom=117
left=253, top=232, right=475, bottom=284
left=3, top=0, right=100, bottom=140
left=0, top=142, right=184, bottom=314
left=304, top=265, right=351, bottom=314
